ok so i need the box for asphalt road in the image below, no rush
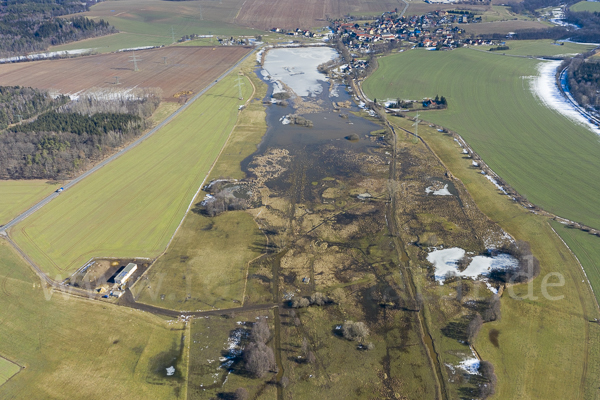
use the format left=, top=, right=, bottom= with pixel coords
left=0, top=46, right=258, bottom=233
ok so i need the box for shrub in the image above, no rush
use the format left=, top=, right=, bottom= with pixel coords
left=291, top=297, right=310, bottom=308
left=310, top=292, right=328, bottom=306
left=342, top=321, right=369, bottom=342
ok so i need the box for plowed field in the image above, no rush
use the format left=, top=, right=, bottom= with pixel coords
left=234, top=0, right=402, bottom=30
left=0, top=46, right=251, bottom=101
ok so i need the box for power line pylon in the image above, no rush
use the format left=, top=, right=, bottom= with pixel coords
left=129, top=51, right=141, bottom=71
left=235, top=74, right=244, bottom=100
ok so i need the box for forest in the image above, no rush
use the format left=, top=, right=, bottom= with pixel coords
left=563, top=57, right=600, bottom=110
left=0, top=87, right=161, bottom=180
left=0, top=86, right=69, bottom=129
left=0, top=0, right=115, bottom=57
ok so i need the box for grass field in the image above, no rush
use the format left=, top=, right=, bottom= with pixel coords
left=134, top=59, right=268, bottom=311
left=460, top=19, right=551, bottom=34
left=52, top=0, right=259, bottom=53
left=0, top=358, right=20, bottom=387
left=0, top=181, right=61, bottom=226
left=364, top=48, right=600, bottom=230
left=477, top=39, right=596, bottom=55
left=11, top=72, right=253, bottom=277
left=0, top=238, right=187, bottom=399
left=388, top=115, right=600, bottom=399
left=135, top=211, right=265, bottom=311
left=550, top=220, right=600, bottom=305
left=570, top=0, right=600, bottom=12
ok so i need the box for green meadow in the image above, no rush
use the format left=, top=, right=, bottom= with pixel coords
left=12, top=72, right=253, bottom=277
left=0, top=180, right=60, bottom=226
left=52, top=0, right=259, bottom=53
left=364, top=48, right=600, bottom=230
left=0, top=239, right=187, bottom=399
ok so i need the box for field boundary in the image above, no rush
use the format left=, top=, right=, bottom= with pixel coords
left=550, top=225, right=600, bottom=312
left=1, top=46, right=257, bottom=234
left=129, top=70, right=258, bottom=299
left=0, top=355, right=24, bottom=387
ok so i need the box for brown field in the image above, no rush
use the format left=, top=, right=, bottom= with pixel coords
left=0, top=46, right=251, bottom=101
left=460, top=19, right=550, bottom=34
left=234, top=0, right=402, bottom=30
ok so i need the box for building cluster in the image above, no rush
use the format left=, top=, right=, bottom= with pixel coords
left=332, top=11, right=494, bottom=49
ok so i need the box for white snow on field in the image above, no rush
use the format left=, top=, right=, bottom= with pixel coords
left=458, top=358, right=480, bottom=374
left=530, top=61, right=600, bottom=134
left=426, top=184, right=452, bottom=196
left=166, top=366, right=175, bottom=376
left=0, top=48, right=93, bottom=64
left=427, top=247, right=518, bottom=284
left=263, top=47, right=338, bottom=97
left=485, top=175, right=509, bottom=195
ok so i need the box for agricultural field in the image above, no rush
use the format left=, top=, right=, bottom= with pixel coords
left=134, top=211, right=265, bottom=311
left=0, top=46, right=251, bottom=101
left=477, top=39, right=596, bottom=56
left=363, top=48, right=600, bottom=230
left=388, top=115, right=600, bottom=398
left=135, top=60, right=268, bottom=312
left=233, top=0, right=405, bottom=30
left=479, top=5, right=532, bottom=22
left=0, top=181, right=61, bottom=226
left=0, top=357, right=20, bottom=387
left=10, top=72, right=253, bottom=278
left=52, top=0, right=259, bottom=53
left=570, top=0, right=600, bottom=12
left=460, top=19, right=551, bottom=35
left=187, top=309, right=277, bottom=399
left=550, top=220, right=600, bottom=305
left=0, top=238, right=188, bottom=399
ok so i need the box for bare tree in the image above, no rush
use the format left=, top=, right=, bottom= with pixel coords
left=466, top=314, right=483, bottom=344
left=251, top=317, right=271, bottom=344
left=310, top=292, right=328, bottom=306
left=482, top=295, right=501, bottom=322
left=478, top=361, right=497, bottom=399
left=342, top=321, right=370, bottom=342
left=291, top=297, right=310, bottom=308
left=243, top=342, right=276, bottom=378
left=306, top=351, right=316, bottom=364
left=234, top=387, right=249, bottom=400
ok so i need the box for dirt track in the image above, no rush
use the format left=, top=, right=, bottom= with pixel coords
left=0, top=46, right=251, bottom=101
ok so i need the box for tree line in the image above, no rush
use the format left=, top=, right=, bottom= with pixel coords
left=0, top=0, right=115, bottom=57
left=561, top=56, right=600, bottom=110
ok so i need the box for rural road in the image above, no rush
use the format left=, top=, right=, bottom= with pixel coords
left=0, top=45, right=259, bottom=233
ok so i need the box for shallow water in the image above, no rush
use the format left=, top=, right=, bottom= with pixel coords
left=262, top=47, right=338, bottom=97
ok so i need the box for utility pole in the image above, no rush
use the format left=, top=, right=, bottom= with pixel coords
left=235, top=74, right=244, bottom=100
left=162, top=56, right=167, bottom=65
left=413, top=111, right=420, bottom=143
left=129, top=51, right=141, bottom=71
left=114, top=76, right=120, bottom=85
left=171, top=26, right=176, bottom=43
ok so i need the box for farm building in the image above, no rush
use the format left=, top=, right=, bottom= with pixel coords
left=114, top=263, right=137, bottom=285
